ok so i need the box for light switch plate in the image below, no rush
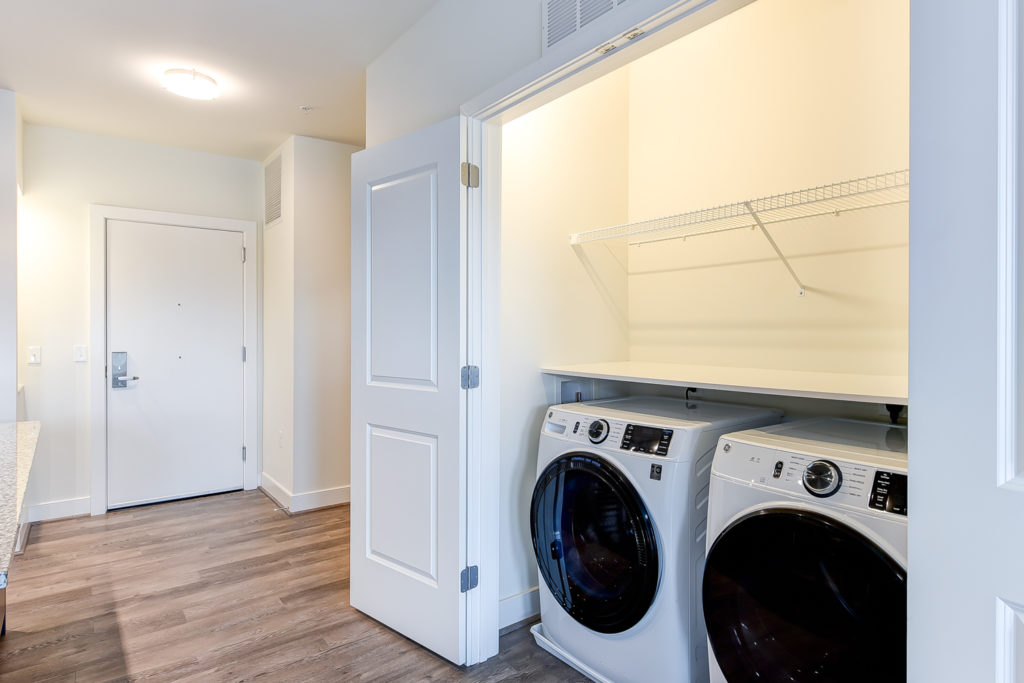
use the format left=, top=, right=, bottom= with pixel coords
left=27, top=346, right=41, bottom=365
left=73, top=345, right=88, bottom=363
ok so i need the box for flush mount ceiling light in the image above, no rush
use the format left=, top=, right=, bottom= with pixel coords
left=161, top=68, right=219, bottom=100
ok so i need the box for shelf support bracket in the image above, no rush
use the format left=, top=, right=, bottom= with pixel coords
left=744, top=201, right=806, bottom=296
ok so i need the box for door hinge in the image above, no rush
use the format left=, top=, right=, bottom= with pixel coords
left=242, top=346, right=247, bottom=362
left=461, top=162, right=480, bottom=189
left=460, top=565, right=479, bottom=593
left=460, top=365, right=480, bottom=390
left=104, top=365, right=108, bottom=378
left=242, top=446, right=247, bottom=462
left=242, top=246, right=247, bottom=263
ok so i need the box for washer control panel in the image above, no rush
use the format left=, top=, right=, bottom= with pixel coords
left=543, top=410, right=676, bottom=457
left=621, top=424, right=673, bottom=456
left=717, top=439, right=907, bottom=516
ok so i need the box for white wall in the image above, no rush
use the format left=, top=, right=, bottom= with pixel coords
left=365, top=0, right=751, bottom=148
left=365, top=0, right=543, bottom=147
left=0, top=91, right=15, bottom=423
left=262, top=138, right=296, bottom=496
left=18, top=124, right=260, bottom=518
left=292, top=136, right=356, bottom=503
left=499, top=69, right=631, bottom=624
left=261, top=135, right=356, bottom=512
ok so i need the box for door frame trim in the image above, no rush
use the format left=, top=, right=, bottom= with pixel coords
left=457, top=0, right=755, bottom=665
left=89, top=205, right=259, bottom=516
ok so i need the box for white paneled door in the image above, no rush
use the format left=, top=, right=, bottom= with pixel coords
left=909, top=1, right=1024, bottom=679
left=350, top=116, right=469, bottom=664
left=106, top=220, right=245, bottom=508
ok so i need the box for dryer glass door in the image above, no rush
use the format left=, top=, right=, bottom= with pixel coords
left=702, top=509, right=906, bottom=683
left=531, top=453, right=659, bottom=634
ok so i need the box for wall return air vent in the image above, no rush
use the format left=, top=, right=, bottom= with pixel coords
left=544, top=0, right=629, bottom=51
left=264, top=154, right=282, bottom=226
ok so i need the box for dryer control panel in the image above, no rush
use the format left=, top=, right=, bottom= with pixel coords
left=868, top=470, right=908, bottom=515
left=715, top=439, right=908, bottom=516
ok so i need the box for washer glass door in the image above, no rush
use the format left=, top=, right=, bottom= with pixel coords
left=531, top=453, right=659, bottom=634
left=702, top=508, right=906, bottom=682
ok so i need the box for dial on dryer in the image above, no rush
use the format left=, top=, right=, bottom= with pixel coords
left=587, top=419, right=609, bottom=444
left=802, top=459, right=842, bottom=498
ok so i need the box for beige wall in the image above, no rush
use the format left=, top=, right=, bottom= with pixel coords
left=0, top=91, right=15, bottom=422
left=498, top=0, right=909, bottom=622
left=500, top=69, right=631, bottom=615
left=18, top=124, right=261, bottom=517
left=626, top=0, right=909, bottom=376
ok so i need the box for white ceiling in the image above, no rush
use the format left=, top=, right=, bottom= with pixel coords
left=0, top=0, right=439, bottom=160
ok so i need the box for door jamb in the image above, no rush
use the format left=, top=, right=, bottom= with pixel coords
left=89, top=205, right=259, bottom=516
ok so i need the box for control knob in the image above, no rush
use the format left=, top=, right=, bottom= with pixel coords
left=587, top=419, right=609, bottom=444
left=802, top=460, right=842, bottom=497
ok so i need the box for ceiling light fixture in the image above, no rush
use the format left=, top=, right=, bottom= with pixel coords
left=161, top=68, right=220, bottom=100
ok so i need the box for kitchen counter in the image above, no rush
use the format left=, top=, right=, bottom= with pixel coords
left=0, top=422, right=40, bottom=585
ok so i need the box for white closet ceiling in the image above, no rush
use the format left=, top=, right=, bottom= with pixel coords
left=0, top=0, right=439, bottom=159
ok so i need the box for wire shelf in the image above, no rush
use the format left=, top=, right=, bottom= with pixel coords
left=569, top=169, right=909, bottom=246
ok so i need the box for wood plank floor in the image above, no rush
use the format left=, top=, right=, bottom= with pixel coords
left=0, top=490, right=585, bottom=682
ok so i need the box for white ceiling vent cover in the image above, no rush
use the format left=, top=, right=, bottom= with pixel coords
left=264, top=154, right=282, bottom=226
left=544, top=0, right=628, bottom=51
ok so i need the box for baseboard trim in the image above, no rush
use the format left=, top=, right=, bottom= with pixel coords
left=259, top=475, right=349, bottom=514
left=290, top=485, right=350, bottom=513
left=28, top=496, right=91, bottom=523
left=259, top=473, right=291, bottom=510
left=499, top=586, right=540, bottom=630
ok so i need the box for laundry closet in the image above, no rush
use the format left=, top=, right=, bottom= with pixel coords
left=496, top=0, right=909, bottom=626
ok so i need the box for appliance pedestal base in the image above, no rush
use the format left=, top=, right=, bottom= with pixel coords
left=530, top=623, right=612, bottom=683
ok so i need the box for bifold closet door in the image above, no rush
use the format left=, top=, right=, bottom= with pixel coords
left=349, top=116, right=469, bottom=665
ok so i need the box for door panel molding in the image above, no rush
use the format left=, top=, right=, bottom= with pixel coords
left=997, top=598, right=1024, bottom=682
left=366, top=165, right=439, bottom=390
left=89, top=205, right=258, bottom=516
left=998, top=0, right=1024, bottom=490
left=366, top=425, right=439, bottom=585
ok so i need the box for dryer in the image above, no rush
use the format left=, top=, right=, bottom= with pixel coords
left=703, top=418, right=908, bottom=683
left=530, top=397, right=781, bottom=683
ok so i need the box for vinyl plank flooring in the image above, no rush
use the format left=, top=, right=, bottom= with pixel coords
left=0, top=490, right=585, bottom=682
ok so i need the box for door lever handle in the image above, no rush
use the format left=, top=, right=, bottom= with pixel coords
left=116, top=376, right=140, bottom=382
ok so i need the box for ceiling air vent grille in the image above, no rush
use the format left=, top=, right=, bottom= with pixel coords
left=544, top=0, right=627, bottom=51
left=264, top=154, right=282, bottom=226
left=580, top=0, right=614, bottom=28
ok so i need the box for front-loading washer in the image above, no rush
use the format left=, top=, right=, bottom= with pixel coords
left=702, top=418, right=908, bottom=683
left=530, top=396, right=782, bottom=683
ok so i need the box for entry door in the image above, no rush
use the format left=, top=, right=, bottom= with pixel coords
left=350, top=116, right=468, bottom=664
left=106, top=220, right=244, bottom=508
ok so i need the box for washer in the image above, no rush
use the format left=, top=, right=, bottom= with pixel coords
left=530, top=396, right=782, bottom=683
left=703, top=418, right=908, bottom=683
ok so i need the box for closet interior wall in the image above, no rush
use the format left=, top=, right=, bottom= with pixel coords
left=498, top=0, right=909, bottom=627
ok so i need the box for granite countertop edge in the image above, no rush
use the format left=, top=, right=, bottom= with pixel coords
left=0, top=421, right=41, bottom=579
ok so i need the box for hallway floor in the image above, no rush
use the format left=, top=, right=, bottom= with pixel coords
left=0, top=490, right=584, bottom=682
